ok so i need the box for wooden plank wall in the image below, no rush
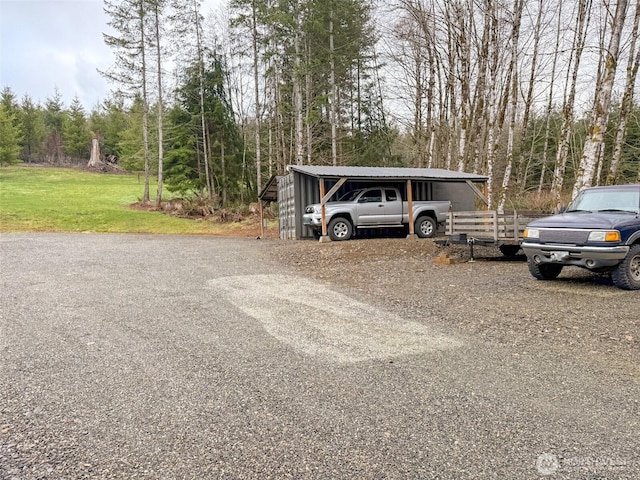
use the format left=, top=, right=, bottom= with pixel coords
left=446, top=211, right=546, bottom=241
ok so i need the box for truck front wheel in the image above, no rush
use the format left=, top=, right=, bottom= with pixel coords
left=528, top=258, right=563, bottom=280
left=328, top=217, right=353, bottom=241
left=611, top=244, right=640, bottom=290
left=415, top=216, right=436, bottom=238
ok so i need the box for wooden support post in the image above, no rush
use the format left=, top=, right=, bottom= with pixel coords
left=259, top=200, right=264, bottom=238
left=320, top=178, right=327, bottom=238
left=407, top=179, right=415, bottom=237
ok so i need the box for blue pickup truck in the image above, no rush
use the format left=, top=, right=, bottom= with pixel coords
left=522, top=184, right=640, bottom=290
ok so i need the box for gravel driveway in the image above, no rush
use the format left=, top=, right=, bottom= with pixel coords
left=1, top=233, right=638, bottom=479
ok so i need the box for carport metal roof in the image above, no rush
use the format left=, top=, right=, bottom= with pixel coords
left=287, top=165, right=488, bottom=183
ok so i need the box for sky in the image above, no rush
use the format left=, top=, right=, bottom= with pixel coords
left=0, top=0, right=221, bottom=111
left=0, top=0, right=116, bottom=110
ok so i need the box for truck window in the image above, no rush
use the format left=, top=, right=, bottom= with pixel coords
left=358, top=190, right=382, bottom=203
left=385, top=189, right=398, bottom=202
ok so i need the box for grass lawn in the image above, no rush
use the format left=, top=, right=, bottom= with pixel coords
left=0, top=166, right=260, bottom=235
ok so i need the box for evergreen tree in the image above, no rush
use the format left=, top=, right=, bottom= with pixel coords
left=1, top=87, right=19, bottom=117
left=117, top=96, right=150, bottom=172
left=0, top=104, right=22, bottom=166
left=103, top=0, right=153, bottom=201
left=168, top=53, right=243, bottom=203
left=63, top=96, right=91, bottom=160
left=164, top=104, right=200, bottom=195
left=17, top=95, right=45, bottom=163
left=43, top=90, right=65, bottom=164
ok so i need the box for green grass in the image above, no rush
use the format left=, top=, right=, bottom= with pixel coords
left=0, top=166, right=234, bottom=235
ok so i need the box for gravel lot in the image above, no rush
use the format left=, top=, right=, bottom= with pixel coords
left=1, top=233, right=639, bottom=479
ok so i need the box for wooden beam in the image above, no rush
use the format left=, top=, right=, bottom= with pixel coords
left=321, top=177, right=347, bottom=204
left=466, top=180, right=489, bottom=206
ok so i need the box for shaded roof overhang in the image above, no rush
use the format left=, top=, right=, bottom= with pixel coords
left=287, top=165, right=488, bottom=183
left=258, top=175, right=281, bottom=202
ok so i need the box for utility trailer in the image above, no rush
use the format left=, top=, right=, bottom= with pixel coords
left=442, top=210, right=547, bottom=259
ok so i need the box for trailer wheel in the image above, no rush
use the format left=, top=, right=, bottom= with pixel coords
left=499, top=244, right=521, bottom=257
left=328, top=217, right=353, bottom=241
left=527, top=257, right=563, bottom=280
left=611, top=244, right=640, bottom=290
left=415, top=216, right=436, bottom=238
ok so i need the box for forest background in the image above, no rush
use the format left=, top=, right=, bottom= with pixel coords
left=1, top=0, right=639, bottom=213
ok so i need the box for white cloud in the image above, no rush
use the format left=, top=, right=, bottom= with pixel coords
left=0, top=0, right=226, bottom=110
left=0, top=0, right=112, bottom=109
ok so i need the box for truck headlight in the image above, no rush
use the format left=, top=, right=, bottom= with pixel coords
left=524, top=228, right=539, bottom=239
left=588, top=230, right=620, bottom=242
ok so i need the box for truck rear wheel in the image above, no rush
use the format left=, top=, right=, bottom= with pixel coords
left=415, top=216, right=436, bottom=238
left=611, top=244, right=640, bottom=290
left=527, top=258, right=563, bottom=280
left=328, top=217, right=353, bottom=241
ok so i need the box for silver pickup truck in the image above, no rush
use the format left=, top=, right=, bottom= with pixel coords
left=303, top=186, right=451, bottom=241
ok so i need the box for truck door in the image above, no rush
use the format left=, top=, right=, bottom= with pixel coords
left=383, top=189, right=403, bottom=224
left=355, top=189, right=386, bottom=225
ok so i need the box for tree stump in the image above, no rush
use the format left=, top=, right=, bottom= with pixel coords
left=87, top=138, right=103, bottom=168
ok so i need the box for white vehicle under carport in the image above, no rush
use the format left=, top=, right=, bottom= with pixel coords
left=303, top=187, right=451, bottom=241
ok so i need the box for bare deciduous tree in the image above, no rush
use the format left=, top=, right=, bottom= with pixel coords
left=573, top=0, right=629, bottom=197
left=607, top=0, right=640, bottom=185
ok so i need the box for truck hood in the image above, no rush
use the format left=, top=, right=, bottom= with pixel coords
left=528, top=211, right=639, bottom=230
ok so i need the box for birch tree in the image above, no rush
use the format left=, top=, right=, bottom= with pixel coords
left=606, top=0, right=640, bottom=184
left=538, top=1, right=564, bottom=192
left=151, top=0, right=166, bottom=207
left=550, top=0, right=591, bottom=203
left=573, top=0, right=629, bottom=197
left=497, top=0, right=524, bottom=212
left=484, top=0, right=500, bottom=208
left=195, top=0, right=213, bottom=198
left=329, top=3, right=338, bottom=166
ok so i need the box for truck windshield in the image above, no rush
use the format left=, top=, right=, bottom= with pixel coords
left=567, top=189, right=640, bottom=213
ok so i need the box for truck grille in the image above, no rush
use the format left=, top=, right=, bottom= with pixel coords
left=539, top=229, right=590, bottom=244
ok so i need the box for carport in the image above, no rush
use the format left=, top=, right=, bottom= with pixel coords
left=261, top=165, right=488, bottom=240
